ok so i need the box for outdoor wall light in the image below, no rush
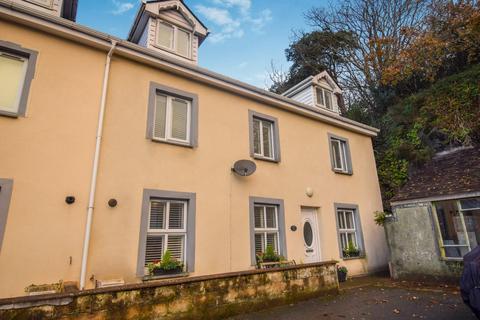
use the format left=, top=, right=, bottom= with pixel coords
left=306, top=187, right=314, bottom=197
left=65, top=196, right=75, bottom=205
left=108, top=199, right=118, bottom=208
left=290, top=225, right=297, bottom=232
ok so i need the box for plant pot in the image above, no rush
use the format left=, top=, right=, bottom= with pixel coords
left=337, top=271, right=347, bottom=282
left=152, top=266, right=183, bottom=276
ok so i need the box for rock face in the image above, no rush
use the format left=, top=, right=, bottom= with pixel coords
left=0, top=261, right=339, bottom=320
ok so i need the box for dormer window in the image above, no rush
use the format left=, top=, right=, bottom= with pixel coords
left=316, top=87, right=333, bottom=110
left=156, top=21, right=191, bottom=58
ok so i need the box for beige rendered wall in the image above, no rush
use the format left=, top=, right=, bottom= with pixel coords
left=0, top=19, right=388, bottom=298
left=0, top=20, right=105, bottom=297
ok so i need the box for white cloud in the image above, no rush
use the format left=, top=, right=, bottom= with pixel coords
left=111, top=0, right=134, bottom=15
left=195, top=1, right=273, bottom=44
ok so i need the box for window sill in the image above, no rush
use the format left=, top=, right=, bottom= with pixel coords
left=150, top=138, right=194, bottom=148
left=252, top=155, right=280, bottom=163
left=142, top=272, right=190, bottom=282
left=342, top=255, right=365, bottom=261
left=0, top=110, right=20, bottom=118
left=332, top=169, right=353, bottom=176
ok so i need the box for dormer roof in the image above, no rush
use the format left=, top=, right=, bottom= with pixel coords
left=282, top=71, right=342, bottom=98
left=128, top=0, right=209, bottom=45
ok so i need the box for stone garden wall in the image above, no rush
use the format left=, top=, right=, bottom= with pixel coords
left=0, top=261, right=338, bottom=320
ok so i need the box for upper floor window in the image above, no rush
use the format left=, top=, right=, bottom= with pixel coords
left=0, top=42, right=37, bottom=118
left=328, top=134, right=353, bottom=175
left=156, top=21, right=191, bottom=58
left=147, top=82, right=198, bottom=148
left=316, top=87, right=333, bottom=110
left=249, top=111, right=281, bottom=162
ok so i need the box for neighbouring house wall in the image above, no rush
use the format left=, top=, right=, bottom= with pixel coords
left=0, top=17, right=388, bottom=298
left=385, top=204, right=463, bottom=280
left=0, top=262, right=339, bottom=320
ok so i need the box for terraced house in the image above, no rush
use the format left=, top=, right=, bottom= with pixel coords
left=0, top=0, right=388, bottom=298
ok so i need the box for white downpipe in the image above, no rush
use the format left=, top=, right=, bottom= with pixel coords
left=79, top=40, right=117, bottom=290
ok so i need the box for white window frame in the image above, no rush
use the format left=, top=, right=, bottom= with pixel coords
left=337, top=209, right=358, bottom=251
left=432, top=198, right=480, bottom=261
left=254, top=204, right=280, bottom=254
left=156, top=20, right=192, bottom=59
left=146, top=199, right=188, bottom=268
left=331, top=138, right=349, bottom=173
left=0, top=51, right=29, bottom=114
left=153, top=94, right=192, bottom=144
left=315, top=86, right=334, bottom=110
left=25, top=0, right=55, bottom=9
left=253, top=117, right=275, bottom=160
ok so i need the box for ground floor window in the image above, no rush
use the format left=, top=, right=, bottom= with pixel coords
left=335, top=204, right=365, bottom=259
left=434, top=197, right=480, bottom=259
left=137, top=189, right=195, bottom=276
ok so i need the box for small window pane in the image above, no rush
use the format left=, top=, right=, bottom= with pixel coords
left=325, top=90, right=333, bottom=109
left=316, top=87, right=324, bottom=106
left=345, top=211, right=354, bottom=229
left=168, top=202, right=185, bottom=229
left=158, top=22, right=174, bottom=48
left=170, top=98, right=189, bottom=141
left=332, top=140, right=343, bottom=170
left=154, top=95, right=167, bottom=139
left=262, top=121, right=273, bottom=158
left=340, top=233, right=347, bottom=249
left=253, top=119, right=261, bottom=154
left=460, top=198, right=480, bottom=210
left=265, top=206, right=277, bottom=228
left=266, top=233, right=278, bottom=253
left=338, top=211, right=346, bottom=229
left=0, top=53, right=27, bottom=113
left=255, top=233, right=264, bottom=253
left=177, top=29, right=190, bottom=57
left=145, top=235, right=164, bottom=265
left=150, top=201, right=166, bottom=229
left=254, top=206, right=265, bottom=229
left=347, top=232, right=357, bottom=247
left=167, top=235, right=185, bottom=262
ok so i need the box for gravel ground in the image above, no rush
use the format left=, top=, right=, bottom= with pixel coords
left=229, top=282, right=476, bottom=320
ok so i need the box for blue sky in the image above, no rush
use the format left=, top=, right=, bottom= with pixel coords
left=77, top=0, right=327, bottom=88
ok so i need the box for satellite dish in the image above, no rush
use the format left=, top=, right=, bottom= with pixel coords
left=232, top=160, right=256, bottom=176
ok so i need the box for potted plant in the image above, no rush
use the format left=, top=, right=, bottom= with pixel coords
left=337, top=266, right=348, bottom=282
left=255, top=245, right=284, bottom=268
left=147, top=250, right=184, bottom=276
left=342, top=241, right=361, bottom=258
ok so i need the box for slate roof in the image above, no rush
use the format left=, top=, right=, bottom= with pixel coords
left=391, top=146, right=480, bottom=203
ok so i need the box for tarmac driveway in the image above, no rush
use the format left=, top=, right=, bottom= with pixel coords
left=229, top=277, right=476, bottom=320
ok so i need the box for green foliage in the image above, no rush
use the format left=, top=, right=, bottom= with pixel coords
left=377, top=64, right=480, bottom=208
left=147, top=250, right=183, bottom=274
left=337, top=266, right=348, bottom=274
left=374, top=211, right=389, bottom=226
left=342, top=241, right=360, bottom=258
left=255, top=245, right=284, bottom=267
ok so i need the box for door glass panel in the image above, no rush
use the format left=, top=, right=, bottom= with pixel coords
left=303, top=221, right=313, bottom=247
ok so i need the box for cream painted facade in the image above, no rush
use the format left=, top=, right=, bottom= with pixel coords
left=0, top=0, right=388, bottom=298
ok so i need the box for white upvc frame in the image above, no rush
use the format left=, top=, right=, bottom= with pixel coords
left=253, top=118, right=275, bottom=160
left=146, top=200, right=188, bottom=267
left=25, top=0, right=55, bottom=9
left=0, top=51, right=29, bottom=114
left=156, top=20, right=192, bottom=59
left=432, top=198, right=480, bottom=260
left=254, top=205, right=280, bottom=253
left=331, top=138, right=349, bottom=173
left=337, top=209, right=358, bottom=249
left=153, top=95, right=192, bottom=144
left=315, top=86, right=334, bottom=110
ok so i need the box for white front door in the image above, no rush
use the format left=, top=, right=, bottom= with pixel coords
left=301, top=207, right=321, bottom=263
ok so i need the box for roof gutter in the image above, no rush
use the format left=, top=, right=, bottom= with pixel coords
left=0, top=0, right=379, bottom=137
